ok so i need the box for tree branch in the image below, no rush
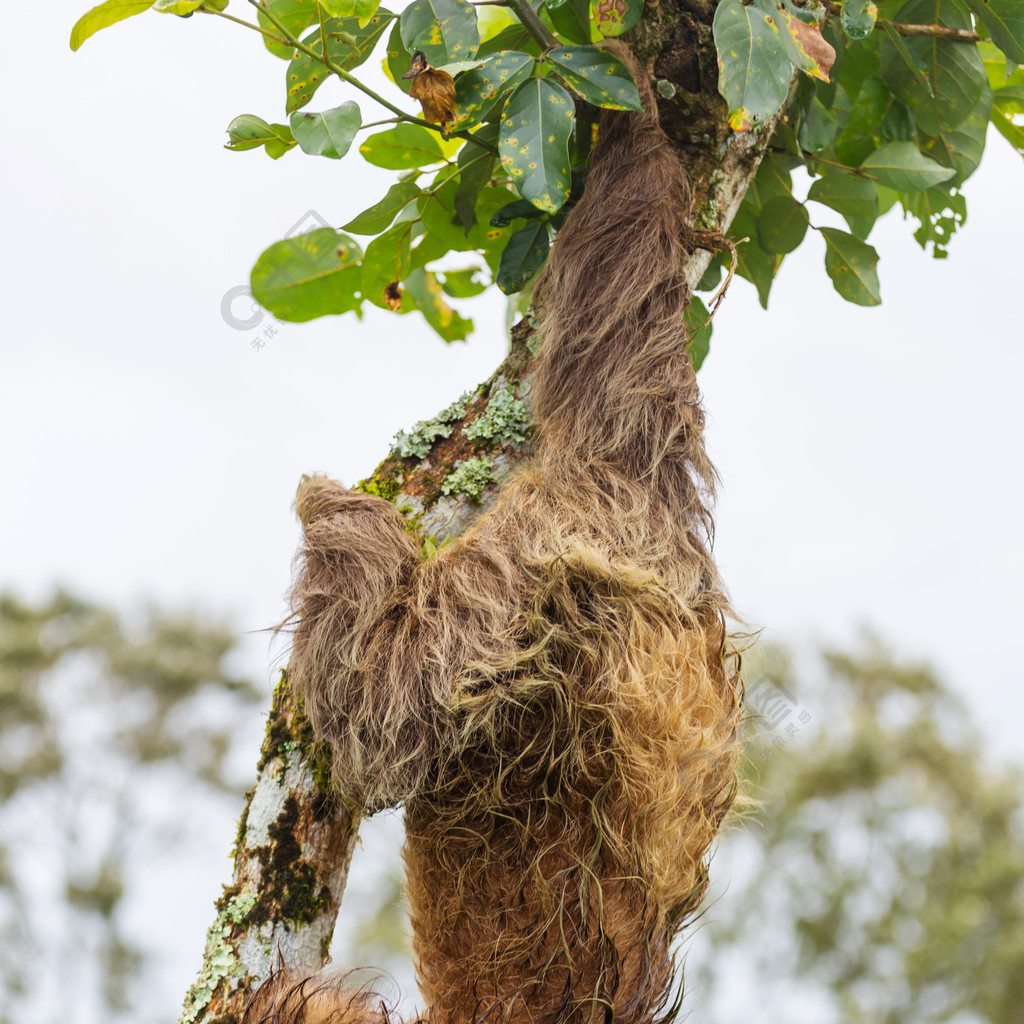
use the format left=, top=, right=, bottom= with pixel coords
left=882, top=20, right=981, bottom=42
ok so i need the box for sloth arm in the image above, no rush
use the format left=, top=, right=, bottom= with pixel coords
left=288, top=473, right=520, bottom=810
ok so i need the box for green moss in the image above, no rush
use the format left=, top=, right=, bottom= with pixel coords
left=242, top=795, right=330, bottom=929
left=232, top=790, right=253, bottom=859
left=463, top=384, right=529, bottom=447
left=358, top=470, right=400, bottom=502
left=391, top=391, right=471, bottom=460
left=441, top=457, right=496, bottom=502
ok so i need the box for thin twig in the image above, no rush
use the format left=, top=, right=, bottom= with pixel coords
left=823, top=1, right=981, bottom=43
left=244, top=0, right=498, bottom=155
left=882, top=20, right=980, bottom=42
left=504, top=0, right=559, bottom=50
left=201, top=8, right=291, bottom=47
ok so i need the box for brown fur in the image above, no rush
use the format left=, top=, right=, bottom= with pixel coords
left=254, top=50, right=741, bottom=1024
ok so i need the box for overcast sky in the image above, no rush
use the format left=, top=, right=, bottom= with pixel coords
left=2, top=2, right=1022, bottom=1011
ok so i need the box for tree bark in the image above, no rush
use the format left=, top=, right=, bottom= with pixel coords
left=179, top=2, right=783, bottom=1020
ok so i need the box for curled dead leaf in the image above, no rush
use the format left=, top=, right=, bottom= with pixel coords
left=384, top=282, right=402, bottom=311
left=403, top=50, right=456, bottom=132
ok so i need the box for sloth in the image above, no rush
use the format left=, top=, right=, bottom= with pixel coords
left=246, top=47, right=741, bottom=1024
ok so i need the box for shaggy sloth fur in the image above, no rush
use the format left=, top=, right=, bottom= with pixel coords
left=248, top=52, right=741, bottom=1024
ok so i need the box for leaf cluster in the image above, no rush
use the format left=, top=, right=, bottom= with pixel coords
left=708, top=0, right=1023, bottom=309
left=69, top=0, right=1023, bottom=346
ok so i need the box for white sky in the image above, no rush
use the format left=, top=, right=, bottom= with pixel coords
left=2, top=2, right=1023, bottom=1012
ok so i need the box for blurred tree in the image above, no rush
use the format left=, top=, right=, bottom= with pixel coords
left=0, top=591, right=262, bottom=1024
left=691, top=638, right=1024, bottom=1024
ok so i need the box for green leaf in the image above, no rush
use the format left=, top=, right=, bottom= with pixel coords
left=966, top=0, right=1024, bottom=64
left=807, top=170, right=879, bottom=239
left=418, top=179, right=513, bottom=251
left=920, top=86, right=991, bottom=186
left=901, top=185, right=966, bottom=256
left=496, top=221, right=550, bottom=294
left=756, top=194, right=809, bottom=254
left=592, top=0, right=643, bottom=39
left=860, top=141, right=955, bottom=191
left=286, top=10, right=393, bottom=113
left=321, top=0, right=381, bottom=28
left=835, top=75, right=914, bottom=166
left=404, top=268, right=474, bottom=340
left=490, top=198, right=546, bottom=225
left=547, top=0, right=593, bottom=44
left=452, top=51, right=535, bottom=129
left=70, top=0, right=153, bottom=50
left=820, top=227, right=880, bottom=305
left=361, top=221, right=414, bottom=308
left=359, top=124, right=449, bottom=168
left=499, top=78, right=575, bottom=214
left=880, top=0, right=986, bottom=135
left=439, top=267, right=488, bottom=297
left=798, top=95, right=837, bottom=150
left=455, top=125, right=499, bottom=230
left=386, top=19, right=416, bottom=94
left=545, top=45, right=642, bottom=110
left=152, top=0, right=203, bottom=13
left=343, top=181, right=422, bottom=234
left=683, top=296, right=712, bottom=372
left=251, top=229, right=363, bottom=321
left=754, top=0, right=830, bottom=82
left=289, top=102, right=361, bottom=158
left=478, top=23, right=541, bottom=57
left=842, top=0, right=878, bottom=40
left=732, top=209, right=783, bottom=309
left=225, top=115, right=297, bottom=159
left=990, top=103, right=1024, bottom=154
left=257, top=0, right=320, bottom=59
left=400, top=0, right=480, bottom=67
left=713, top=0, right=793, bottom=131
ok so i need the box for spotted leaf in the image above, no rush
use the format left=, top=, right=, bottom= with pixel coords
left=400, top=0, right=479, bottom=67
left=285, top=10, right=393, bottom=113
left=591, top=0, right=642, bottom=38
left=251, top=229, right=363, bottom=321
left=499, top=78, right=574, bottom=214
left=452, top=51, right=535, bottom=129
left=713, top=0, right=793, bottom=131
left=545, top=45, right=642, bottom=110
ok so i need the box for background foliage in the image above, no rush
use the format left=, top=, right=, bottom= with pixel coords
left=0, top=593, right=261, bottom=1024
left=5, top=597, right=1018, bottom=1024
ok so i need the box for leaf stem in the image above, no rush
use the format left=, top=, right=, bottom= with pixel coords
left=244, top=0, right=498, bottom=155
left=504, top=0, right=559, bottom=50
left=201, top=8, right=291, bottom=47
left=360, top=117, right=405, bottom=130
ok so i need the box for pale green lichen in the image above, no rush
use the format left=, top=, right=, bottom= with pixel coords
left=223, top=892, right=258, bottom=922
left=179, top=916, right=243, bottom=1024
left=463, top=384, right=528, bottom=446
left=391, top=392, right=471, bottom=460
left=441, top=457, right=495, bottom=501
left=698, top=198, right=720, bottom=229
